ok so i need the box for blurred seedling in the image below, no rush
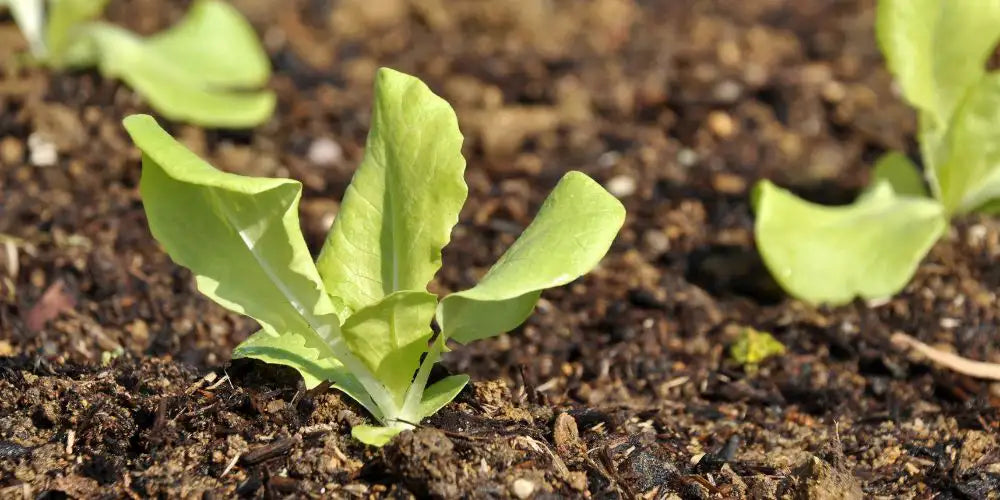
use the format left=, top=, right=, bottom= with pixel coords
left=754, top=0, right=1000, bottom=305
left=1, top=0, right=274, bottom=127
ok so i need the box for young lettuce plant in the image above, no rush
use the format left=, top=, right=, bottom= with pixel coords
left=123, top=68, right=625, bottom=446
left=1, top=0, right=273, bottom=127
left=753, top=0, right=1000, bottom=305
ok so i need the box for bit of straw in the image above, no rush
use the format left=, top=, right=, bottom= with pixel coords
left=65, top=429, right=75, bottom=455
left=891, top=332, right=1000, bottom=381
left=220, top=452, right=241, bottom=478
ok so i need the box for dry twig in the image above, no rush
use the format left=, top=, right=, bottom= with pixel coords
left=891, top=332, right=1000, bottom=381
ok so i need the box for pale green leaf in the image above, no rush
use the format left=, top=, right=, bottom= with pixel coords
left=4, top=0, right=46, bottom=57
left=918, top=113, right=948, bottom=200
left=341, top=291, right=437, bottom=405
left=82, top=0, right=274, bottom=127
left=317, top=67, right=467, bottom=311
left=876, top=0, right=1000, bottom=124
left=124, top=113, right=340, bottom=361
left=932, top=74, right=1000, bottom=215
left=866, top=152, right=927, bottom=198
left=45, top=0, right=109, bottom=65
left=438, top=171, right=625, bottom=344
left=438, top=290, right=541, bottom=343
left=352, top=425, right=404, bottom=446
left=878, top=0, right=1000, bottom=195
left=973, top=198, right=1000, bottom=214
left=419, top=374, right=469, bottom=419
left=143, top=0, right=269, bottom=88
left=233, top=329, right=380, bottom=420
left=753, top=180, right=946, bottom=305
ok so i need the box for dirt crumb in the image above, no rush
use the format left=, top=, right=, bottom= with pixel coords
left=383, top=428, right=475, bottom=498
left=783, top=454, right=862, bottom=500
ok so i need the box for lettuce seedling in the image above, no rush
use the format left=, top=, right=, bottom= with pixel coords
left=753, top=0, right=1000, bottom=305
left=1, top=0, right=273, bottom=127
left=122, top=68, right=626, bottom=446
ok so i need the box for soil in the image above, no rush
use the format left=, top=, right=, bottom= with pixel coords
left=1, top=0, right=999, bottom=498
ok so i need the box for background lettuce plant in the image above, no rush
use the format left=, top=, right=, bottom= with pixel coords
left=123, top=68, right=626, bottom=446
left=1, top=0, right=274, bottom=127
left=753, top=0, right=1000, bottom=305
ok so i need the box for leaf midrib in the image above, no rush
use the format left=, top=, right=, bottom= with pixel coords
left=205, top=185, right=327, bottom=338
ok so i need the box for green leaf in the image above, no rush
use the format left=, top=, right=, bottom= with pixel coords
left=419, top=374, right=469, bottom=419
left=142, top=0, right=269, bottom=88
left=753, top=180, right=946, bottom=305
left=5, top=0, right=47, bottom=57
left=932, top=74, right=1000, bottom=215
left=876, top=0, right=1000, bottom=125
left=233, top=329, right=380, bottom=419
left=973, top=197, right=1000, bottom=214
left=340, top=291, right=437, bottom=405
left=352, top=425, right=404, bottom=447
left=83, top=0, right=274, bottom=127
left=124, top=113, right=341, bottom=364
left=866, top=152, right=927, bottom=198
left=45, top=0, right=109, bottom=64
left=317, top=67, right=467, bottom=312
left=438, top=171, right=625, bottom=344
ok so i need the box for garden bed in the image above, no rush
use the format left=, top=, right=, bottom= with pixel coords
left=1, top=0, right=998, bottom=497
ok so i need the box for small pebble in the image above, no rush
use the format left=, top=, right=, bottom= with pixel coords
left=28, top=133, right=57, bottom=167
left=713, top=80, right=742, bottom=103
left=0, top=137, right=24, bottom=165
left=512, top=478, right=535, bottom=499
left=642, top=230, right=670, bottom=254
left=677, top=148, right=699, bottom=167
left=127, top=319, right=149, bottom=343
left=717, top=40, right=742, bottom=66
left=711, top=173, right=747, bottom=194
left=307, top=137, right=343, bottom=167
left=707, top=111, right=736, bottom=138
left=0, top=441, right=31, bottom=459
left=821, top=81, right=846, bottom=102
left=744, top=63, right=768, bottom=86
left=606, top=175, right=636, bottom=198
left=967, top=224, right=987, bottom=246
left=597, top=150, right=621, bottom=168
left=553, top=413, right=580, bottom=451
left=939, top=317, right=960, bottom=329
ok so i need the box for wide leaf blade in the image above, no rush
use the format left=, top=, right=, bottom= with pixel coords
left=352, top=425, right=404, bottom=447
left=233, top=329, right=380, bottom=419
left=316, top=68, right=467, bottom=311
left=45, top=0, right=110, bottom=64
left=418, top=374, right=469, bottom=419
left=876, top=0, right=1000, bottom=124
left=84, top=1, right=275, bottom=128
left=124, top=113, right=340, bottom=359
left=438, top=171, right=625, bottom=344
left=753, top=180, right=946, bottom=305
left=340, top=291, right=437, bottom=405
left=865, top=152, right=927, bottom=199
left=932, top=74, right=1000, bottom=215
left=144, top=0, right=270, bottom=88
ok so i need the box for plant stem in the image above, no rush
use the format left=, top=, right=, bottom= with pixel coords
left=326, top=336, right=401, bottom=424
left=399, top=335, right=445, bottom=422
left=7, top=0, right=47, bottom=57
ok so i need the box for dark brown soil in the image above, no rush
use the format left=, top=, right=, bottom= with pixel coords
left=2, top=0, right=999, bottom=498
